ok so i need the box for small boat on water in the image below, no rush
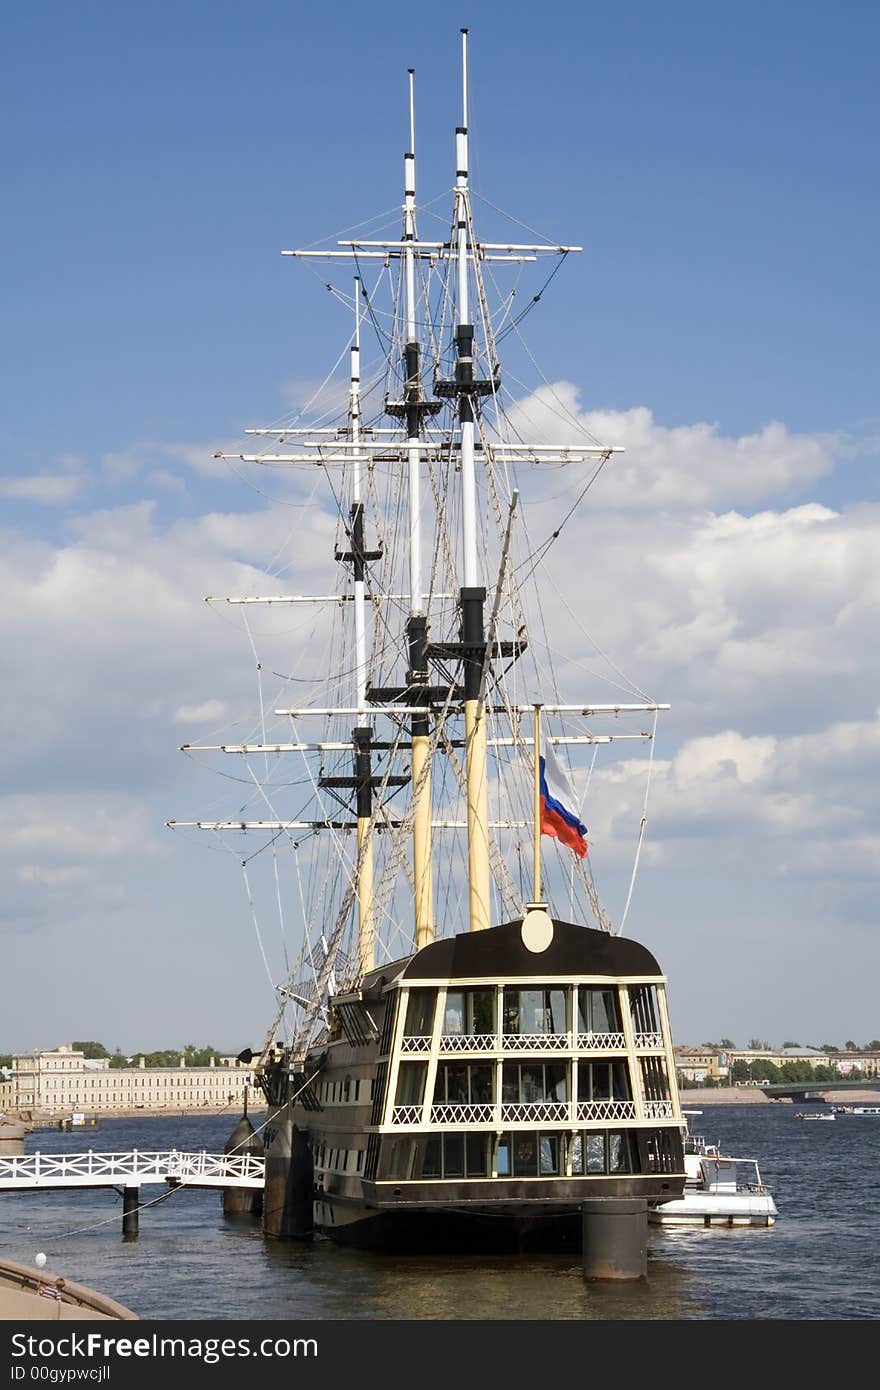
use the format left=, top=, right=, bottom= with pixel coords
left=0, top=1257, right=137, bottom=1321
left=831, top=1105, right=880, bottom=1116
left=650, top=1114, right=777, bottom=1227
left=794, top=1110, right=834, bottom=1120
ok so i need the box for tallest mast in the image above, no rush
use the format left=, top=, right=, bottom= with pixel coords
left=455, top=28, right=491, bottom=933
left=403, top=69, right=434, bottom=950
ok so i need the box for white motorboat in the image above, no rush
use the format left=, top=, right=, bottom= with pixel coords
left=650, top=1115, right=777, bottom=1228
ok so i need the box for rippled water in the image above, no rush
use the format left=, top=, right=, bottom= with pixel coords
left=1, top=1106, right=877, bottom=1320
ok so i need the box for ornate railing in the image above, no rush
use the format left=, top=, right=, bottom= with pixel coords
left=642, top=1099, right=676, bottom=1119
left=438, top=1033, right=497, bottom=1052
left=501, top=1033, right=570, bottom=1052
left=576, top=1100, right=638, bottom=1122
left=402, top=1031, right=664, bottom=1055
left=0, top=1150, right=265, bottom=1189
left=576, top=1032, right=626, bottom=1050
left=500, top=1101, right=570, bottom=1123
left=430, top=1103, right=495, bottom=1124
left=167, top=1151, right=265, bottom=1183
left=390, top=1105, right=423, bottom=1125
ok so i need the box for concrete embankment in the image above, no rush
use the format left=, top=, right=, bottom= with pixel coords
left=682, top=1087, right=880, bottom=1105
left=13, top=1106, right=267, bottom=1125
left=681, top=1088, right=774, bottom=1104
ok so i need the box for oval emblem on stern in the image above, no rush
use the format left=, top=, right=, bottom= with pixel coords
left=520, top=909, right=554, bottom=953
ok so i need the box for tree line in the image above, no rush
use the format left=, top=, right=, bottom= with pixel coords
left=70, top=1042, right=225, bottom=1069
left=698, top=1038, right=880, bottom=1053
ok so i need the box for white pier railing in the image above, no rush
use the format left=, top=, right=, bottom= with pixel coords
left=0, top=1150, right=265, bottom=1192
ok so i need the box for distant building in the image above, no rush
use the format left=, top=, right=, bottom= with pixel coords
left=673, top=1045, right=880, bottom=1084
left=5, top=1045, right=256, bottom=1115
left=726, top=1046, right=830, bottom=1072
left=831, top=1051, right=880, bottom=1077
left=674, top=1046, right=729, bottom=1083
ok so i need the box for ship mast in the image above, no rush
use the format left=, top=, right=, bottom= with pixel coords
left=455, top=29, right=491, bottom=932
left=348, top=282, right=376, bottom=972
left=402, top=70, right=434, bottom=950
left=178, top=32, right=645, bottom=1036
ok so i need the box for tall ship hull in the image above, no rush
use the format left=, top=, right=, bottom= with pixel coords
left=172, top=29, right=687, bottom=1254
left=263, top=917, right=683, bottom=1251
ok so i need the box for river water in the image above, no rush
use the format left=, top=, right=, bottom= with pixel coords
left=1, top=1106, right=877, bottom=1320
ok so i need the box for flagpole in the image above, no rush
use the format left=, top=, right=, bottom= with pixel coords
left=533, top=703, right=542, bottom=905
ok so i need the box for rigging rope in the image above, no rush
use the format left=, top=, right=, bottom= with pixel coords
left=617, top=708, right=660, bottom=937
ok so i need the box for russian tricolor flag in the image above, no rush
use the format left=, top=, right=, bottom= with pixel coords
left=540, top=743, right=588, bottom=859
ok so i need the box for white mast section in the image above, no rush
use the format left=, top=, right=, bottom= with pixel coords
left=346, top=280, right=376, bottom=971
left=456, top=30, right=477, bottom=589
left=404, top=68, right=422, bottom=617
left=453, top=29, right=491, bottom=935
left=402, top=67, right=434, bottom=949
left=350, top=277, right=368, bottom=716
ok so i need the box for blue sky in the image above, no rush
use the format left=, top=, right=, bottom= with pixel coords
left=6, top=3, right=877, bottom=460
left=3, top=2, right=879, bottom=1052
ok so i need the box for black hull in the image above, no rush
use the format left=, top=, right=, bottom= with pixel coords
left=317, top=1203, right=586, bottom=1253
left=274, top=917, right=687, bottom=1255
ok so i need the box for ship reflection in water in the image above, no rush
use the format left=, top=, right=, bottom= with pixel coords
left=260, top=1239, right=705, bottom=1320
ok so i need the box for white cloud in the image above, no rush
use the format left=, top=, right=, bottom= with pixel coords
left=503, top=386, right=835, bottom=509
left=0, top=473, right=85, bottom=504
left=95, top=439, right=245, bottom=483
left=2, top=389, right=878, bottom=1044
left=517, top=494, right=880, bottom=738
left=0, top=794, right=163, bottom=861
left=147, top=469, right=187, bottom=493
left=102, top=450, right=142, bottom=484
left=579, top=711, right=880, bottom=880
left=173, top=699, right=228, bottom=725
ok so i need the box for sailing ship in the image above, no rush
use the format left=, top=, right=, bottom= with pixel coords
left=170, top=30, right=686, bottom=1251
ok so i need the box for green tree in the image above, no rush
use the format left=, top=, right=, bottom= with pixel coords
left=731, top=1058, right=780, bottom=1083
left=719, top=1038, right=736, bottom=1049
left=140, top=1050, right=182, bottom=1068
left=781, top=1041, right=801, bottom=1049
left=812, top=1065, right=838, bottom=1081
left=76, top=1045, right=225, bottom=1070
left=747, top=1038, right=771, bottom=1051
left=0, top=1054, right=12, bottom=1070
left=71, top=1041, right=109, bottom=1060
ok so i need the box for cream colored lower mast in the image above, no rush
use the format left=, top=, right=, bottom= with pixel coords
left=412, top=732, right=434, bottom=948
left=465, top=698, right=491, bottom=932
left=357, top=816, right=375, bottom=974
left=532, top=703, right=542, bottom=905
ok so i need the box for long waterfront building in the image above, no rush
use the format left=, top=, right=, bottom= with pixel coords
left=0, top=1045, right=256, bottom=1116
